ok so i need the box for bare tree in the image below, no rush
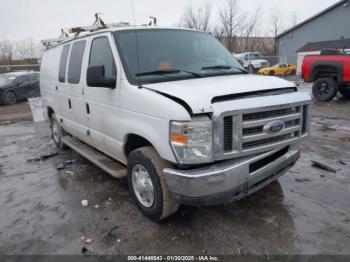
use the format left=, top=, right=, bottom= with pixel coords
left=218, top=0, right=244, bottom=52
left=15, top=39, right=43, bottom=60
left=0, top=40, right=14, bottom=64
left=178, top=3, right=212, bottom=32
left=212, top=26, right=225, bottom=42
left=269, top=7, right=285, bottom=55
left=270, top=7, right=285, bottom=38
left=242, top=6, right=263, bottom=52
left=288, top=11, right=299, bottom=27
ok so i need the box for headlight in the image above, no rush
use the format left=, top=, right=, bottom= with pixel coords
left=170, top=119, right=212, bottom=164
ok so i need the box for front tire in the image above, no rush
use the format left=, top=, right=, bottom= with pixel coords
left=339, top=85, right=350, bottom=98
left=127, top=147, right=179, bottom=220
left=50, top=113, right=68, bottom=150
left=312, top=78, right=338, bottom=102
left=269, top=70, right=275, bottom=76
left=2, top=90, right=17, bottom=105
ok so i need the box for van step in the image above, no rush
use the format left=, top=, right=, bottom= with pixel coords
left=61, top=136, right=127, bottom=178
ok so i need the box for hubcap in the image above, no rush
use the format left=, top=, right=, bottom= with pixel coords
left=4, top=92, right=16, bottom=105
left=318, top=81, right=330, bottom=95
left=131, top=164, right=155, bottom=208
left=52, top=121, right=60, bottom=144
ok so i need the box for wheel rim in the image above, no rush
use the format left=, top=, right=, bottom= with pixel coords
left=52, top=121, right=60, bottom=144
left=131, top=164, right=155, bottom=208
left=4, top=92, right=16, bottom=104
left=317, top=81, right=330, bottom=96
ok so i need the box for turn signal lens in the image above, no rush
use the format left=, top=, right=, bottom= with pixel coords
left=171, top=134, right=188, bottom=144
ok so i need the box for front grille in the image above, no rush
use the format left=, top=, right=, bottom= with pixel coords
left=222, top=104, right=309, bottom=155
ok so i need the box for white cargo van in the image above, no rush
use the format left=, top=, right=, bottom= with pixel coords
left=40, top=26, right=311, bottom=220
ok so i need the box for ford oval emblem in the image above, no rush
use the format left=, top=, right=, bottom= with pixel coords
left=264, top=121, right=285, bottom=134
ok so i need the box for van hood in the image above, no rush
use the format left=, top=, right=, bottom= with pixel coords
left=143, top=74, right=295, bottom=114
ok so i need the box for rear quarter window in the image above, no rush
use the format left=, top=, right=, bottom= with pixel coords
left=59, top=45, right=71, bottom=83
left=68, top=40, right=86, bottom=84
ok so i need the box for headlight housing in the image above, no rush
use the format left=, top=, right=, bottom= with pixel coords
left=170, top=118, right=213, bottom=164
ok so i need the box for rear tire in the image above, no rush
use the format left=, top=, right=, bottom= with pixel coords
left=2, top=90, right=17, bottom=105
left=269, top=70, right=275, bottom=76
left=312, top=78, right=338, bottom=102
left=127, top=146, right=179, bottom=221
left=50, top=113, right=68, bottom=150
left=339, top=85, right=350, bottom=98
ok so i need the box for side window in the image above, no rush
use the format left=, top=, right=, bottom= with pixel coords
left=59, top=45, right=70, bottom=83
left=15, top=75, right=29, bottom=83
left=68, top=40, right=86, bottom=84
left=28, top=75, right=38, bottom=81
left=89, top=37, right=116, bottom=79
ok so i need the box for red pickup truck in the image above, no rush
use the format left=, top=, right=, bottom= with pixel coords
left=302, top=52, right=350, bottom=101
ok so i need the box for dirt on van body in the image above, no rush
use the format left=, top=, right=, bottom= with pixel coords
left=0, top=84, right=349, bottom=256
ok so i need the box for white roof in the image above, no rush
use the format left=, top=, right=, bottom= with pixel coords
left=42, top=26, right=203, bottom=50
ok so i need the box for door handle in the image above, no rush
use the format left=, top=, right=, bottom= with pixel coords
left=68, top=99, right=72, bottom=109
left=86, top=103, right=90, bottom=115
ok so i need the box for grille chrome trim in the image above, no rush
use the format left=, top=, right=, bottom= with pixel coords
left=242, top=126, right=300, bottom=143
left=242, top=113, right=301, bottom=128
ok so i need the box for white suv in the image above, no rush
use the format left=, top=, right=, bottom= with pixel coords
left=40, top=27, right=311, bottom=220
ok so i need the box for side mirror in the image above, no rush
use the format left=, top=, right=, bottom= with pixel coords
left=87, top=65, right=116, bottom=89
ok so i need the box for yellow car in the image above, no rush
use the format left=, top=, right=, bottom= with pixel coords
left=258, top=63, right=297, bottom=76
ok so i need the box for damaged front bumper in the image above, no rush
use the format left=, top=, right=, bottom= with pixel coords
left=163, top=145, right=300, bottom=206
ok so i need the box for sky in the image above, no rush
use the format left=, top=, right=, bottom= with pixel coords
left=0, top=0, right=341, bottom=41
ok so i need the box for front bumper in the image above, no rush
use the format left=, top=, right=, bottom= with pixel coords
left=163, top=146, right=300, bottom=206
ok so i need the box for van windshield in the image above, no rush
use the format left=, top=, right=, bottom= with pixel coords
left=113, top=29, right=245, bottom=85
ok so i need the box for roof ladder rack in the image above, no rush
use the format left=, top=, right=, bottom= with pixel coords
left=41, top=13, right=130, bottom=49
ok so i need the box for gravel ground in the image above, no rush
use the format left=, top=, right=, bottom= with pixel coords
left=0, top=84, right=349, bottom=256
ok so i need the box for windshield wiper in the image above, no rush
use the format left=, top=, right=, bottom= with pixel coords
left=201, top=65, right=248, bottom=74
left=135, top=69, right=203, bottom=78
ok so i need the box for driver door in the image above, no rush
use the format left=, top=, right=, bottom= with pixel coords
left=82, top=34, right=123, bottom=159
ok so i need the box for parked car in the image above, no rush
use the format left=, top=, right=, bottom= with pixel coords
left=302, top=53, right=350, bottom=101
left=258, top=63, right=297, bottom=76
left=0, top=72, right=40, bottom=105
left=41, top=27, right=311, bottom=220
left=233, top=52, right=269, bottom=73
